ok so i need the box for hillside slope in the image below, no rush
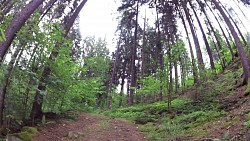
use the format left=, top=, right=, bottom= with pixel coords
left=104, top=59, right=250, bottom=141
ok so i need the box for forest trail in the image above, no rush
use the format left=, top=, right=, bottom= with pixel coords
left=32, top=113, right=146, bottom=141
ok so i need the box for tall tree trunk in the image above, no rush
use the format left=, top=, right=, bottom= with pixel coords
left=168, top=49, right=172, bottom=109
left=190, top=0, right=215, bottom=70
left=141, top=11, right=146, bottom=79
left=211, top=0, right=250, bottom=84
left=30, top=0, right=88, bottom=120
left=233, top=0, right=250, bottom=25
left=179, top=10, right=198, bottom=84
left=0, top=41, right=25, bottom=127
left=174, top=59, right=178, bottom=93
left=107, top=39, right=121, bottom=109
left=204, top=1, right=235, bottom=59
left=129, top=1, right=139, bottom=106
left=182, top=1, right=204, bottom=71
left=119, top=68, right=126, bottom=107
left=203, top=0, right=226, bottom=69
left=156, top=8, right=163, bottom=101
left=219, top=0, right=247, bottom=45
left=0, top=0, right=44, bottom=63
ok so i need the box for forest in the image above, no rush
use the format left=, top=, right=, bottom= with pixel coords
left=0, top=0, right=250, bottom=140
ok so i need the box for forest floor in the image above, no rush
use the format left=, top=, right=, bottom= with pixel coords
left=32, top=113, right=146, bottom=141
left=13, top=59, right=249, bottom=141
left=179, top=85, right=250, bottom=140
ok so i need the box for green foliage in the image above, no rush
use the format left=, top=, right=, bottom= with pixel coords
left=0, top=28, right=6, bottom=41
left=244, top=112, right=250, bottom=128
left=162, top=119, right=184, bottom=140
left=174, top=110, right=225, bottom=129
left=204, top=68, right=242, bottom=96
left=137, top=75, right=161, bottom=96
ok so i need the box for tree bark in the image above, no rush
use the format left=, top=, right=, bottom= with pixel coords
left=219, top=0, right=247, bottom=45
left=182, top=1, right=204, bottom=71
left=156, top=8, right=163, bottom=101
left=211, top=0, right=250, bottom=84
left=107, top=39, right=121, bottom=109
left=30, top=0, right=88, bottom=120
left=0, top=0, right=44, bottom=63
left=0, top=41, right=25, bottom=127
left=190, top=0, right=215, bottom=70
left=204, top=1, right=235, bottom=60
left=129, top=1, right=139, bottom=106
left=179, top=9, right=198, bottom=84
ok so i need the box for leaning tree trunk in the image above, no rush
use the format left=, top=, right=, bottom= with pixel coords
left=0, top=0, right=44, bottom=63
left=190, top=0, right=215, bottom=71
left=30, top=0, right=88, bottom=120
left=129, top=1, right=139, bottom=106
left=233, top=0, right=250, bottom=25
left=203, top=0, right=226, bottom=69
left=0, top=41, right=26, bottom=127
left=219, top=0, right=247, bottom=45
left=182, top=1, right=204, bottom=71
left=211, top=0, right=250, bottom=84
left=179, top=10, right=198, bottom=84
left=204, top=1, right=235, bottom=59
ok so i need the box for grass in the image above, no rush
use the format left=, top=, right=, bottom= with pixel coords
left=102, top=64, right=245, bottom=140
left=244, top=112, right=250, bottom=128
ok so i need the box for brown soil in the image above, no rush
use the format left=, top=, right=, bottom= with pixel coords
left=32, top=113, right=146, bottom=141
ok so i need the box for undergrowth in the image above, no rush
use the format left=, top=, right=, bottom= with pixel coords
left=103, top=67, right=245, bottom=140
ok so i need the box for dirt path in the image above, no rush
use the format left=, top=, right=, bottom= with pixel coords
left=32, top=113, right=146, bottom=141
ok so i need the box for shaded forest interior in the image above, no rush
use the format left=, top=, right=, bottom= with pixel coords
left=0, top=0, right=250, bottom=140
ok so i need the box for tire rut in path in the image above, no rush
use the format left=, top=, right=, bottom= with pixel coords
left=33, top=113, right=146, bottom=141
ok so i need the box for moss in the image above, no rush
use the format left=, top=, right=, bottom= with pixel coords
left=244, top=80, right=250, bottom=96
left=14, top=127, right=38, bottom=141
left=244, top=112, right=250, bottom=128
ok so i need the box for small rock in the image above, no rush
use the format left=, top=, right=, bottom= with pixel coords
left=225, top=117, right=231, bottom=122
left=7, top=135, right=22, bottom=141
left=68, top=131, right=79, bottom=139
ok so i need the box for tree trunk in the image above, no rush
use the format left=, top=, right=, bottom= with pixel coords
left=182, top=1, right=204, bottom=71
left=179, top=10, right=198, bottom=84
left=190, top=1, right=215, bottom=70
left=0, top=41, right=25, bottom=127
left=107, top=39, right=121, bottom=109
left=174, top=59, right=178, bottom=93
left=156, top=9, right=163, bottom=101
left=203, top=0, right=226, bottom=69
left=119, top=69, right=125, bottom=107
left=30, top=0, right=88, bottom=120
left=219, top=0, right=247, bottom=45
left=39, top=0, right=58, bottom=21
left=141, top=11, right=146, bottom=78
left=211, top=0, right=250, bottom=84
left=0, top=0, right=44, bottom=63
left=129, top=1, right=139, bottom=106
left=204, top=2, right=235, bottom=60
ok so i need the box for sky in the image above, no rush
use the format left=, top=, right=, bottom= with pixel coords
left=79, top=0, right=119, bottom=53
left=79, top=0, right=250, bottom=55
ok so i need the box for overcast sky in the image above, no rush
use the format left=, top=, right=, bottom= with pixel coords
left=79, top=0, right=119, bottom=53
left=79, top=0, right=250, bottom=54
